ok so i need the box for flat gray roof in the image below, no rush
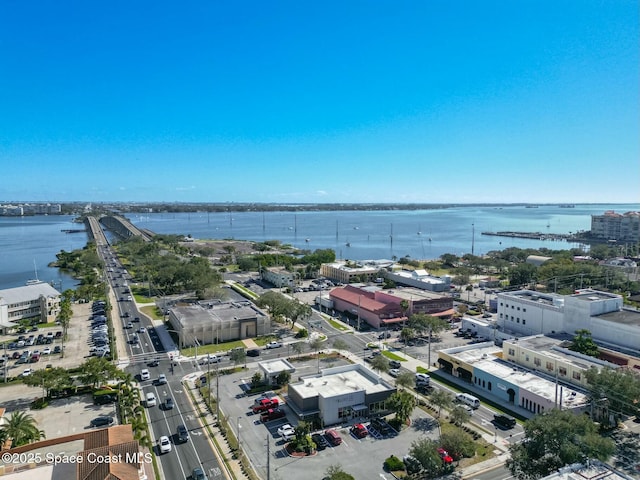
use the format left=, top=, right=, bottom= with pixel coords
left=173, top=301, right=267, bottom=329
left=290, top=364, right=394, bottom=400
left=0, top=282, right=60, bottom=305
left=388, top=287, right=448, bottom=301
left=597, top=309, right=640, bottom=327
left=498, top=290, right=562, bottom=307
left=507, top=336, right=614, bottom=370
left=571, top=290, right=619, bottom=302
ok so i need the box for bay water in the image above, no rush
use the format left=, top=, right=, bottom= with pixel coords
left=1, top=204, right=637, bottom=291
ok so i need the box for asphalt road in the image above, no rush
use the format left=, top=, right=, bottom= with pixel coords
left=100, top=243, right=226, bottom=480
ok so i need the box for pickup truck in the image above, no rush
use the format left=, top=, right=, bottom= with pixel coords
left=252, top=398, right=280, bottom=413
left=260, top=408, right=286, bottom=423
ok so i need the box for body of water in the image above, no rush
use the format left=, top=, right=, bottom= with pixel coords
left=132, top=203, right=639, bottom=261
left=1, top=204, right=637, bottom=291
left=0, top=215, right=87, bottom=291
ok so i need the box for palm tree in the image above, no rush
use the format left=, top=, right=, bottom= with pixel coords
left=1, top=411, right=45, bottom=447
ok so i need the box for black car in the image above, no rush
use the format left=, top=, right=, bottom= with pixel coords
left=164, top=397, right=174, bottom=410
left=177, top=424, right=189, bottom=443
left=147, top=360, right=160, bottom=367
left=90, top=416, right=114, bottom=427
left=312, top=433, right=329, bottom=450
left=247, top=349, right=260, bottom=357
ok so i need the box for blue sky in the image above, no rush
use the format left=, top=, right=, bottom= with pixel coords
left=1, top=1, right=638, bottom=204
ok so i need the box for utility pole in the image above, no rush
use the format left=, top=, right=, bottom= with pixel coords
left=266, top=434, right=271, bottom=480
left=216, top=361, right=220, bottom=424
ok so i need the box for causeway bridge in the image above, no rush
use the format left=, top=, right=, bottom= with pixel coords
left=85, top=215, right=154, bottom=243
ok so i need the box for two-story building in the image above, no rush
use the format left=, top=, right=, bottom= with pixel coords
left=0, top=282, right=61, bottom=334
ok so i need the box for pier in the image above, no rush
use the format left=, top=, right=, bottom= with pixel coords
left=482, top=231, right=575, bottom=241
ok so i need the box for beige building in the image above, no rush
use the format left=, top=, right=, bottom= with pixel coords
left=168, top=300, right=270, bottom=347
left=321, top=260, right=394, bottom=284
left=260, top=267, right=297, bottom=288
left=502, top=336, right=617, bottom=389
left=0, top=282, right=61, bottom=334
left=591, top=210, right=640, bottom=243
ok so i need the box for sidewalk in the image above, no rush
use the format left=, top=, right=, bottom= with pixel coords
left=183, top=373, right=247, bottom=480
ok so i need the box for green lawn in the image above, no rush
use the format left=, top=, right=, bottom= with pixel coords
left=382, top=351, right=406, bottom=361
left=327, top=317, right=350, bottom=331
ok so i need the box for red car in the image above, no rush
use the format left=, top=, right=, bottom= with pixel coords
left=350, top=423, right=368, bottom=438
left=437, top=448, right=454, bottom=464
left=252, top=398, right=279, bottom=413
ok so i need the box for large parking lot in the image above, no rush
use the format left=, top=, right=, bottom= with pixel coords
left=215, top=356, right=441, bottom=480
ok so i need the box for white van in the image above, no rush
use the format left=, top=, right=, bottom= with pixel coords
left=415, top=373, right=430, bottom=386
left=455, top=393, right=480, bottom=409
left=146, top=392, right=157, bottom=407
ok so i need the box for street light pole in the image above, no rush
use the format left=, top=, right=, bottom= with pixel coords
left=237, top=417, right=242, bottom=456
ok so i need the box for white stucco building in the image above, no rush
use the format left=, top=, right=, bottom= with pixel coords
left=0, top=282, right=61, bottom=334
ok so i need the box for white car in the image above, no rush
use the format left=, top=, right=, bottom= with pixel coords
left=388, top=368, right=400, bottom=377
left=266, top=341, right=283, bottom=349
left=277, top=423, right=295, bottom=441
left=140, top=369, right=150, bottom=381
left=22, top=368, right=33, bottom=377
left=138, top=327, right=146, bottom=334
left=41, top=347, right=51, bottom=355
left=146, top=392, right=157, bottom=407
left=199, top=355, right=221, bottom=364
left=158, top=435, right=172, bottom=454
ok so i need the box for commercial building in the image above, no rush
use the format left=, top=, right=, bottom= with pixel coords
left=286, top=364, right=396, bottom=426
left=591, top=210, right=640, bottom=243
left=258, top=358, right=296, bottom=385
left=329, top=285, right=453, bottom=329
left=501, top=336, right=618, bottom=389
left=320, top=260, right=394, bottom=284
left=260, top=267, right=297, bottom=288
left=384, top=269, right=451, bottom=292
left=0, top=282, right=61, bottom=334
left=167, top=300, right=269, bottom=347
left=496, top=289, right=640, bottom=354
left=329, top=285, right=405, bottom=329
left=437, top=342, right=589, bottom=416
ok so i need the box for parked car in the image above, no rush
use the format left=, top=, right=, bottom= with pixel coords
left=53, top=346, right=62, bottom=354
left=158, top=435, right=172, bottom=454
left=325, top=429, right=342, bottom=446
left=277, top=424, right=295, bottom=441
left=266, top=341, right=283, bottom=349
left=260, top=408, right=286, bottom=423
left=388, top=368, right=400, bottom=377
left=22, top=368, right=33, bottom=377
left=90, top=416, right=114, bottom=427
left=389, top=360, right=401, bottom=369
left=438, top=448, right=454, bottom=464
left=350, top=423, right=368, bottom=438
left=312, top=432, right=329, bottom=450
left=252, top=398, right=279, bottom=413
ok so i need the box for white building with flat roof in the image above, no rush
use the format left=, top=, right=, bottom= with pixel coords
left=384, top=269, right=451, bottom=292
left=287, top=364, right=396, bottom=426
left=496, top=289, right=640, bottom=354
left=438, top=342, right=589, bottom=416
left=258, top=358, right=296, bottom=385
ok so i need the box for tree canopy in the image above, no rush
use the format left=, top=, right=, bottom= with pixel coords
left=569, top=329, right=599, bottom=358
left=506, top=409, right=615, bottom=480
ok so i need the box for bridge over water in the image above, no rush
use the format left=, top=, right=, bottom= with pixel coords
left=85, top=215, right=154, bottom=243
